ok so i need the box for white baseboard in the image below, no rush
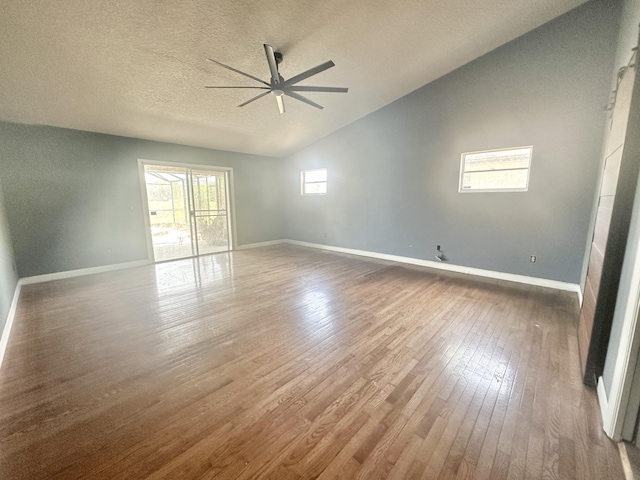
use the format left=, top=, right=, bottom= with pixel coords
left=19, top=259, right=150, bottom=285
left=283, top=239, right=582, bottom=296
left=15, top=240, right=580, bottom=297
left=578, top=289, right=584, bottom=308
left=2, top=241, right=581, bottom=372
left=0, top=259, right=150, bottom=371
left=598, top=376, right=616, bottom=439
left=0, top=282, right=22, bottom=371
left=236, top=239, right=285, bottom=250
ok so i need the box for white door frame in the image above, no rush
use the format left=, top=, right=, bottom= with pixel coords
left=597, top=51, right=640, bottom=441
left=137, top=159, right=238, bottom=262
left=597, top=237, right=640, bottom=440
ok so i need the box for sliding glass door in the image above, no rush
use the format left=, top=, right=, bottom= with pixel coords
left=190, top=169, right=230, bottom=256
left=141, top=163, right=233, bottom=262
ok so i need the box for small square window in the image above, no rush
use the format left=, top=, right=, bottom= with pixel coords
left=301, top=169, right=327, bottom=195
left=459, top=146, right=532, bottom=193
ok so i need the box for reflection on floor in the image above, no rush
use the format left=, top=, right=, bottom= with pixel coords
left=151, top=226, right=229, bottom=261
left=0, top=245, right=626, bottom=479
left=153, top=242, right=228, bottom=261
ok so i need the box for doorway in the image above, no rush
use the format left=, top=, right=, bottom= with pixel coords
left=139, top=161, right=234, bottom=262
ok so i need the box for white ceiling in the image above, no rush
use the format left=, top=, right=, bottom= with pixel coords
left=0, top=0, right=587, bottom=158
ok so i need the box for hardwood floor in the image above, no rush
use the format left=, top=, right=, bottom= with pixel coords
left=0, top=245, right=624, bottom=479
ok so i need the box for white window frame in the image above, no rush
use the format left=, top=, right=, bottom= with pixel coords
left=301, top=168, right=327, bottom=196
left=459, top=146, right=533, bottom=193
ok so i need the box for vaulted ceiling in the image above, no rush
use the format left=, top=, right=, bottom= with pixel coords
left=0, top=0, right=587, bottom=157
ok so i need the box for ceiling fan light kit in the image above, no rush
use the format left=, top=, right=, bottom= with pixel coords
left=205, top=44, right=348, bottom=114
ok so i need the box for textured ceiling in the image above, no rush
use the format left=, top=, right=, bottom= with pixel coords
left=0, top=0, right=587, bottom=158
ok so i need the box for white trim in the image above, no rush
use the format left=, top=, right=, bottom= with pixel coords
left=16, top=241, right=581, bottom=292
left=578, top=288, right=584, bottom=308
left=137, top=159, right=155, bottom=263
left=0, top=240, right=583, bottom=374
left=301, top=168, right=328, bottom=196
left=19, top=260, right=150, bottom=285
left=283, top=239, right=582, bottom=295
left=227, top=169, right=238, bottom=251
left=591, top=63, right=640, bottom=441
left=598, top=140, right=640, bottom=440
left=236, top=240, right=285, bottom=250
left=598, top=376, right=614, bottom=436
left=459, top=145, right=533, bottom=193
left=138, top=159, right=236, bottom=175
left=0, top=282, right=22, bottom=371
left=598, top=242, right=640, bottom=441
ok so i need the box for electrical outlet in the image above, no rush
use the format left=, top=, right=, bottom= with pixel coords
left=436, top=244, right=441, bottom=251
left=530, top=255, right=536, bottom=263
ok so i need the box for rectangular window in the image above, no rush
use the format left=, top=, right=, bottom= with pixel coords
left=459, top=146, right=532, bottom=193
left=301, top=168, right=327, bottom=195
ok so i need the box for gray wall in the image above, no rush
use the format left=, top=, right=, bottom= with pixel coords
left=0, top=122, right=285, bottom=278
left=602, top=0, right=640, bottom=394
left=0, top=179, right=18, bottom=333
left=283, top=0, right=620, bottom=284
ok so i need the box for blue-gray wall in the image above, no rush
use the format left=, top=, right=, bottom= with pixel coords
left=284, top=0, right=620, bottom=284
left=0, top=1, right=623, bottom=287
left=0, top=122, right=285, bottom=278
left=0, top=179, right=18, bottom=333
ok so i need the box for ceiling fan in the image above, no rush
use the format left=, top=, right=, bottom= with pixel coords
left=205, top=44, right=348, bottom=114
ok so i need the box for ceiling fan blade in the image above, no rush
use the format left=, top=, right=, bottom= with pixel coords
left=287, top=86, right=348, bottom=93
left=275, top=94, right=285, bottom=114
left=206, top=58, right=270, bottom=86
left=238, top=91, right=270, bottom=107
left=285, top=91, right=324, bottom=110
left=205, top=86, right=270, bottom=89
left=263, top=44, right=281, bottom=85
left=282, top=61, right=335, bottom=87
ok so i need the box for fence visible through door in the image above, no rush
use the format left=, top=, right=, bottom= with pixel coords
left=141, top=162, right=233, bottom=262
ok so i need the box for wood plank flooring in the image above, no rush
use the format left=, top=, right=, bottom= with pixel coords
left=0, top=245, right=625, bottom=479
